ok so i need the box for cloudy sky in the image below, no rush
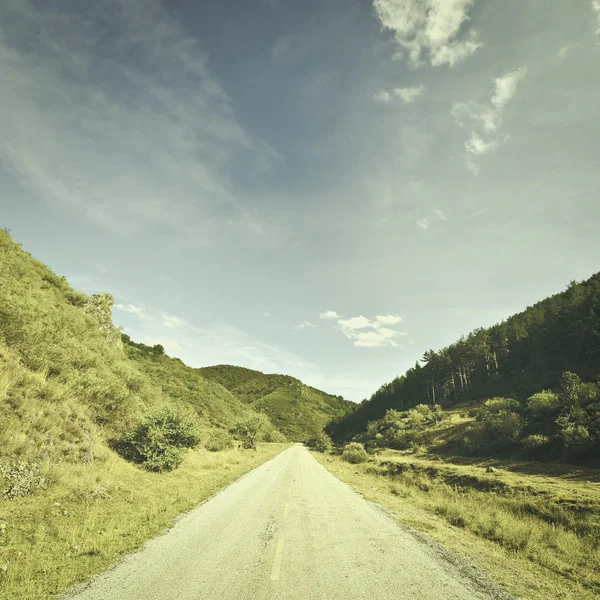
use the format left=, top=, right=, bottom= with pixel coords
left=2, top=0, right=599, bottom=401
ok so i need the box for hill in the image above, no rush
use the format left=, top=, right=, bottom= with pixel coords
left=0, top=227, right=285, bottom=468
left=197, top=365, right=354, bottom=441
left=327, top=273, right=600, bottom=453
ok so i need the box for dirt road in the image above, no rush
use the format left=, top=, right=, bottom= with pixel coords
left=66, top=444, right=511, bottom=600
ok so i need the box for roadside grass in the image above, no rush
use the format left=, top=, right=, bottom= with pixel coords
left=0, top=443, right=289, bottom=600
left=314, top=450, right=600, bottom=600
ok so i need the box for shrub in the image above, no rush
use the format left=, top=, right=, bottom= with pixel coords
left=305, top=432, right=332, bottom=453
left=526, top=391, right=561, bottom=419
left=117, top=408, right=201, bottom=472
left=230, top=414, right=271, bottom=450
left=0, top=461, right=45, bottom=499
left=342, top=442, right=368, bottom=464
left=204, top=429, right=233, bottom=452
left=522, top=434, right=550, bottom=449
left=482, top=398, right=521, bottom=414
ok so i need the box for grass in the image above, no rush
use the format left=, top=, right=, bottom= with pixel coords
left=0, top=443, right=289, bottom=599
left=315, top=449, right=600, bottom=600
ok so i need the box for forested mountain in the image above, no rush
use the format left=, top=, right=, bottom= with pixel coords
left=198, top=365, right=353, bottom=441
left=328, top=274, right=600, bottom=442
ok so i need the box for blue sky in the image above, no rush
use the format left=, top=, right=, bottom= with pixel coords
left=2, top=0, right=600, bottom=401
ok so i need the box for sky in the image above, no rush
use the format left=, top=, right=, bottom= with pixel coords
left=1, top=0, right=600, bottom=401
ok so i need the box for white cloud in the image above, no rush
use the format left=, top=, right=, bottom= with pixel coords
left=293, top=321, right=316, bottom=330
left=272, top=35, right=291, bottom=59
left=374, top=90, right=392, bottom=103
left=453, top=68, right=527, bottom=173
left=393, top=85, right=425, bottom=103
left=337, top=315, right=372, bottom=330
left=96, top=264, right=108, bottom=274
left=373, top=0, right=481, bottom=68
left=115, top=304, right=146, bottom=318
left=558, top=44, right=572, bottom=60
left=431, top=208, right=447, bottom=221
left=0, top=0, right=280, bottom=243
left=375, top=314, right=403, bottom=325
left=161, top=314, right=188, bottom=329
left=319, top=310, right=341, bottom=320
left=593, top=1, right=600, bottom=34
left=417, top=217, right=429, bottom=230
left=321, top=312, right=407, bottom=348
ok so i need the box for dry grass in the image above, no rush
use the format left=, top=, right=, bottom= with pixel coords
left=0, top=444, right=289, bottom=600
left=314, top=450, right=600, bottom=600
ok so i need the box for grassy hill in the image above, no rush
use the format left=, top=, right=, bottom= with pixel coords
left=197, top=365, right=354, bottom=441
left=0, top=228, right=290, bottom=598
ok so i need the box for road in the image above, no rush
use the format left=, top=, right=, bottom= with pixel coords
left=66, top=444, right=510, bottom=600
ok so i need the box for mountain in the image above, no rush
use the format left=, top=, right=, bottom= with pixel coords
left=0, top=228, right=284, bottom=469
left=327, top=273, right=600, bottom=449
left=197, top=365, right=354, bottom=441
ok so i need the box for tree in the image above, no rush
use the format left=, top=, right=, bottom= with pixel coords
left=230, top=414, right=270, bottom=449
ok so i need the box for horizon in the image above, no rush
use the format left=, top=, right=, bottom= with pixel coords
left=2, top=0, right=600, bottom=401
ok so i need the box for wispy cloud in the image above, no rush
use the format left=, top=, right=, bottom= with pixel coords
left=417, top=208, right=448, bottom=230
left=374, top=90, right=392, bottom=104
left=0, top=0, right=280, bottom=243
left=293, top=321, right=316, bottom=330
left=115, top=304, right=146, bottom=318
left=161, top=314, right=188, bottom=329
left=320, top=312, right=407, bottom=348
left=393, top=85, right=425, bottom=104
left=319, top=310, right=341, bottom=320
left=373, top=0, right=481, bottom=67
left=593, top=1, right=600, bottom=34
left=452, top=68, right=528, bottom=173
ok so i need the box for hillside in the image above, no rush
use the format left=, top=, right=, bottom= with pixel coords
left=0, top=227, right=287, bottom=465
left=328, top=273, right=600, bottom=448
left=197, top=365, right=354, bottom=441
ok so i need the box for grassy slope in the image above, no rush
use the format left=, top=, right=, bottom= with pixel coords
left=318, top=405, right=600, bottom=599
left=197, top=364, right=354, bottom=441
left=0, top=229, right=290, bottom=597
left=315, top=449, right=600, bottom=600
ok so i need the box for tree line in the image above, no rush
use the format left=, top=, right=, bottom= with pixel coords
left=327, top=273, right=600, bottom=442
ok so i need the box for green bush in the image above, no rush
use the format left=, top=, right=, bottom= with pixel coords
left=522, top=434, right=550, bottom=449
left=305, top=432, right=332, bottom=453
left=482, top=397, right=521, bottom=414
left=342, top=442, right=368, bottom=464
left=203, top=429, right=234, bottom=452
left=230, top=414, right=271, bottom=450
left=526, top=391, right=561, bottom=419
left=117, top=408, right=201, bottom=472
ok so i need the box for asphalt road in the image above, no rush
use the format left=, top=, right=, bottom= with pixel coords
left=66, top=444, right=510, bottom=600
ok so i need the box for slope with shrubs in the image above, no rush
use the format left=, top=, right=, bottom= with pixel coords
left=0, top=228, right=289, bottom=598
left=198, top=364, right=353, bottom=441
left=328, top=273, right=600, bottom=443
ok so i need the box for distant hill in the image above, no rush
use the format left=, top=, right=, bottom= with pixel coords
left=328, top=273, right=600, bottom=452
left=197, top=365, right=354, bottom=441
left=0, top=228, right=283, bottom=468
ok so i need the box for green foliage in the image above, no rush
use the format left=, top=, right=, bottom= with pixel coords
left=117, top=408, right=202, bottom=472
left=359, top=405, right=447, bottom=451
left=527, top=391, right=561, bottom=419
left=230, top=414, right=271, bottom=449
left=304, top=432, right=332, bottom=453
left=341, top=442, right=369, bottom=464
left=198, top=364, right=354, bottom=442
left=522, top=434, right=550, bottom=449
left=203, top=429, right=234, bottom=452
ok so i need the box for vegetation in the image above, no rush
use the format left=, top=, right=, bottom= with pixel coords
left=341, top=442, right=368, bottom=464
left=304, top=432, right=332, bottom=453
left=115, top=408, right=202, bottom=472
left=198, top=365, right=353, bottom=441
left=229, top=414, right=273, bottom=449
left=327, top=274, right=600, bottom=447
left=315, top=450, right=600, bottom=600
left=0, top=229, right=291, bottom=597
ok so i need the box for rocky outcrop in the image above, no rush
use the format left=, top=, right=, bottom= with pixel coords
left=83, top=293, right=123, bottom=349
